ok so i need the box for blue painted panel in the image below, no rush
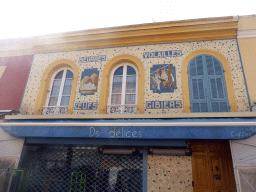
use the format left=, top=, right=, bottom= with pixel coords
left=142, top=150, right=148, bottom=192
left=25, top=138, right=187, bottom=146
left=2, top=122, right=256, bottom=140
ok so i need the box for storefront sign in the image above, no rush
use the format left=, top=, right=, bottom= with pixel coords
left=143, top=50, right=182, bottom=59
left=74, top=102, right=98, bottom=110
left=79, top=55, right=106, bottom=63
left=146, top=100, right=182, bottom=109
left=3, top=119, right=256, bottom=140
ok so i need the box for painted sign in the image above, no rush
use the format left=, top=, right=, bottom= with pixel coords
left=143, top=50, right=182, bottom=59
left=0, top=55, right=33, bottom=110
left=150, top=64, right=177, bottom=93
left=79, top=55, right=106, bottom=63
left=146, top=100, right=182, bottom=109
left=79, top=68, right=99, bottom=95
left=3, top=121, right=256, bottom=140
left=90, top=127, right=142, bottom=138
left=74, top=102, right=98, bottom=110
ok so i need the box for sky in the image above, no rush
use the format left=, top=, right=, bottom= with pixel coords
left=0, top=0, right=255, bottom=40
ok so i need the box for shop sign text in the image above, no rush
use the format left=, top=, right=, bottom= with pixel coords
left=90, top=127, right=143, bottom=138
left=146, top=100, right=182, bottom=109
left=143, top=50, right=182, bottom=59
left=79, top=55, right=106, bottom=63
left=74, top=102, right=98, bottom=110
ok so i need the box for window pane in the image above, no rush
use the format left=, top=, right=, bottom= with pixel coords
left=112, top=76, right=123, bottom=93
left=55, top=70, right=63, bottom=79
left=49, top=97, right=58, bottom=106
left=111, top=94, right=121, bottom=105
left=126, top=76, right=136, bottom=93
left=114, top=66, right=123, bottom=75
left=50, top=80, right=61, bottom=96
left=62, top=79, right=73, bottom=95
left=125, top=94, right=135, bottom=104
left=196, top=56, right=204, bottom=75
left=127, top=66, right=136, bottom=75
left=66, top=70, right=73, bottom=78
left=206, top=56, right=214, bottom=75
left=60, top=96, right=70, bottom=106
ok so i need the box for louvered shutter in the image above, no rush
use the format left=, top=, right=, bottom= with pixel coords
left=188, top=55, right=230, bottom=112
left=207, top=56, right=229, bottom=112
left=188, top=55, right=208, bottom=112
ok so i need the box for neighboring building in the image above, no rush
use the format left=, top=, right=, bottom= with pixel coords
left=229, top=15, right=256, bottom=192
left=0, top=55, right=33, bottom=191
left=1, top=15, right=256, bottom=191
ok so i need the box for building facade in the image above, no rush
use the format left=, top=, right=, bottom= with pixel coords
left=1, top=15, right=256, bottom=191
left=229, top=15, right=256, bottom=192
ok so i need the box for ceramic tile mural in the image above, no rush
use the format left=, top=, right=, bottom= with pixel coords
left=147, top=155, right=193, bottom=192
left=20, top=39, right=250, bottom=115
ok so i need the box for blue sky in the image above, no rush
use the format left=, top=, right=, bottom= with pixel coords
left=0, top=0, right=255, bottom=40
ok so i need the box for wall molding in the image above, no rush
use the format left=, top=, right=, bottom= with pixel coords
left=238, top=29, right=256, bottom=38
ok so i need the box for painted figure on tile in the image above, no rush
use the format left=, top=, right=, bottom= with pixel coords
left=79, top=68, right=99, bottom=95
left=150, top=64, right=176, bottom=93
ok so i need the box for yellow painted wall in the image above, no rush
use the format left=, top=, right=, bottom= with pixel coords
left=238, top=15, right=256, bottom=30
left=20, top=39, right=249, bottom=115
left=238, top=15, right=256, bottom=106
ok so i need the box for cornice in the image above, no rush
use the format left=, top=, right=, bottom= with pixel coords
left=4, top=112, right=256, bottom=120
left=0, top=16, right=238, bottom=57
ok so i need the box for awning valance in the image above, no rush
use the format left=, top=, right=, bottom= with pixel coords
left=1, top=118, right=256, bottom=140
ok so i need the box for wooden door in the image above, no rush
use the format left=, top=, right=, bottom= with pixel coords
left=191, top=140, right=236, bottom=192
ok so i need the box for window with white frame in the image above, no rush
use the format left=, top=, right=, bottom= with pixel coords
left=43, top=68, right=73, bottom=115
left=108, top=63, right=138, bottom=114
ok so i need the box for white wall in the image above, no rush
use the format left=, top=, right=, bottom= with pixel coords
left=0, top=121, right=24, bottom=192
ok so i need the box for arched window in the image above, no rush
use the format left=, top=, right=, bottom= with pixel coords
left=43, top=67, right=74, bottom=115
left=188, top=54, right=230, bottom=112
left=108, top=63, right=138, bottom=114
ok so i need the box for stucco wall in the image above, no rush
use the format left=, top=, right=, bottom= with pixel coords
left=20, top=39, right=249, bottom=115
left=238, top=15, right=256, bottom=107
left=147, top=155, right=193, bottom=192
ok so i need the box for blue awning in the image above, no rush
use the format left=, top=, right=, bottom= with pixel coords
left=1, top=118, right=256, bottom=140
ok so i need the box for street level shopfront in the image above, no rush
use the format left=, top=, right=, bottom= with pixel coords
left=2, top=116, right=256, bottom=191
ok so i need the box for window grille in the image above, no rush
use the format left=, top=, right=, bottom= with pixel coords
left=19, top=145, right=143, bottom=192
